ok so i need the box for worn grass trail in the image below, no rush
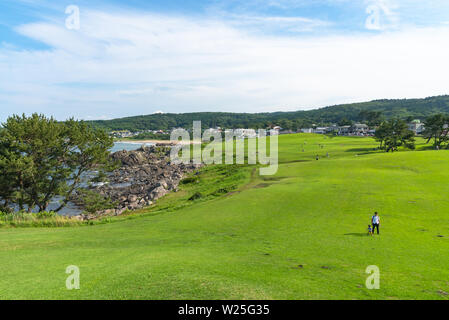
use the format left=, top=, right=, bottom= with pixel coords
left=0, top=134, right=448, bottom=299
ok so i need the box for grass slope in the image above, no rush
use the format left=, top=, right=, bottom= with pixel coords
left=0, top=134, right=448, bottom=300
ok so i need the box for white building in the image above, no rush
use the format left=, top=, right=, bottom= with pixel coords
left=408, top=120, right=425, bottom=135
left=314, top=127, right=328, bottom=134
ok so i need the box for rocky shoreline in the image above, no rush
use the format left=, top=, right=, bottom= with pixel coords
left=73, top=144, right=202, bottom=220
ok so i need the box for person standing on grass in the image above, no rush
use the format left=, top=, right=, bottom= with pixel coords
left=372, top=212, right=380, bottom=235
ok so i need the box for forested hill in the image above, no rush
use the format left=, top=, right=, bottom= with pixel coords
left=90, top=95, right=449, bottom=131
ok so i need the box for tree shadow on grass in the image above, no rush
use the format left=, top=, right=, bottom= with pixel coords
left=416, top=145, right=445, bottom=151
left=345, top=148, right=379, bottom=153
left=344, top=233, right=368, bottom=237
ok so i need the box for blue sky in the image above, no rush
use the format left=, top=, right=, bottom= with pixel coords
left=1, top=0, right=449, bottom=120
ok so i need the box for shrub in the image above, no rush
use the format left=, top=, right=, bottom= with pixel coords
left=213, top=188, right=230, bottom=195
left=188, top=192, right=203, bottom=201
left=36, top=211, right=57, bottom=219
left=181, top=176, right=199, bottom=185
left=77, top=189, right=118, bottom=215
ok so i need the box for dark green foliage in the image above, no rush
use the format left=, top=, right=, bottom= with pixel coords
left=338, top=118, right=353, bottom=126
left=188, top=192, right=203, bottom=201
left=423, top=114, right=449, bottom=148
left=180, top=177, right=199, bottom=185
left=130, top=132, right=170, bottom=141
left=76, top=189, right=118, bottom=215
left=90, top=95, right=449, bottom=131
left=0, top=114, right=114, bottom=213
left=375, top=119, right=415, bottom=152
left=374, top=122, right=390, bottom=149
left=359, top=110, right=384, bottom=126
left=212, top=188, right=230, bottom=195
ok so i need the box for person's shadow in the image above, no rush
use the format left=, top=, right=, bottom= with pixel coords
left=344, top=233, right=367, bottom=237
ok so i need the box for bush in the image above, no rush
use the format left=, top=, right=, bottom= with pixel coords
left=181, top=176, right=199, bottom=185
left=188, top=192, right=203, bottom=201
left=77, top=189, right=118, bottom=215
left=212, top=188, right=230, bottom=195
left=36, top=211, right=57, bottom=219
left=0, top=205, right=13, bottom=214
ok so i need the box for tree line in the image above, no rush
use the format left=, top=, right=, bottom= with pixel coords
left=90, top=95, right=449, bottom=131
left=374, top=114, right=449, bottom=152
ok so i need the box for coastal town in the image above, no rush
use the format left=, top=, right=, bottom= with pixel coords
left=110, top=119, right=426, bottom=139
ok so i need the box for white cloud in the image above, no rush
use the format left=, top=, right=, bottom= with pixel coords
left=226, top=14, right=332, bottom=32
left=1, top=8, right=449, bottom=120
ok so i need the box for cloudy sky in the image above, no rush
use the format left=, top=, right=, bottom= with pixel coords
left=1, top=0, right=449, bottom=121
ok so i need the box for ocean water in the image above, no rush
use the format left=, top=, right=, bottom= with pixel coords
left=110, top=142, right=155, bottom=153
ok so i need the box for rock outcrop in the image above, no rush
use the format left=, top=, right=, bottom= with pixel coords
left=76, top=144, right=201, bottom=220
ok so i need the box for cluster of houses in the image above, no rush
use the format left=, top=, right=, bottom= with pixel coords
left=110, top=129, right=169, bottom=139
left=110, top=120, right=426, bottom=139
left=280, top=120, right=425, bottom=137
left=297, top=123, right=374, bottom=136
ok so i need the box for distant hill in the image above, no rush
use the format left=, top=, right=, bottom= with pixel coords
left=90, top=95, right=449, bottom=131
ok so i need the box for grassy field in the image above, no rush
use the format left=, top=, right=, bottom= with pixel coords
left=1, top=134, right=448, bottom=300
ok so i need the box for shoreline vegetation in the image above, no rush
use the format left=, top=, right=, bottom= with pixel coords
left=0, top=161, right=253, bottom=228
left=0, top=114, right=115, bottom=216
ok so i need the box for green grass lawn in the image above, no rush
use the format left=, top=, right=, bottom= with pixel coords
left=1, top=134, right=448, bottom=300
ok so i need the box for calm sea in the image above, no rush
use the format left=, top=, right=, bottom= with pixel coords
left=110, top=141, right=155, bottom=153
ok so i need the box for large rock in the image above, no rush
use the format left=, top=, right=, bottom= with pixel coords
left=88, top=145, right=203, bottom=216
left=149, top=186, right=167, bottom=200
left=111, top=150, right=148, bottom=166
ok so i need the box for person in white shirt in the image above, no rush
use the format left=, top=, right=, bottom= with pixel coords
left=372, top=212, right=380, bottom=235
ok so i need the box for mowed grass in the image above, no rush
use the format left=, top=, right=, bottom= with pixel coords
left=0, top=134, right=448, bottom=300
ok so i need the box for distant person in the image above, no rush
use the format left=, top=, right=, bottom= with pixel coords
left=367, top=225, right=373, bottom=236
left=326, top=152, right=329, bottom=158
left=371, top=212, right=380, bottom=235
left=316, top=155, right=319, bottom=161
